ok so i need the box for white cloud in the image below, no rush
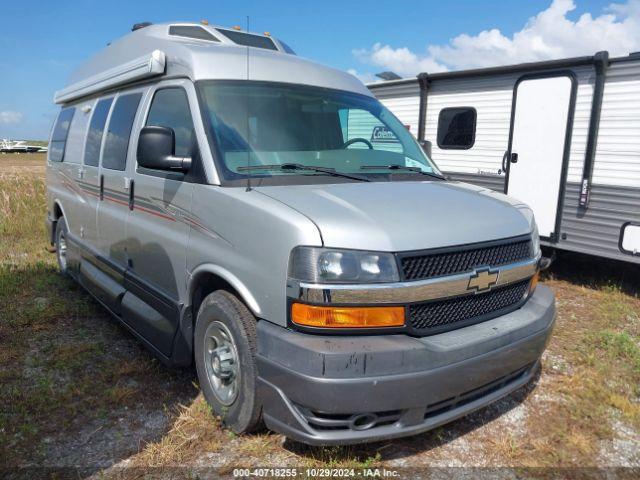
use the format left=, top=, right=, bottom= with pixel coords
left=351, top=0, right=640, bottom=78
left=353, top=44, right=449, bottom=78
left=346, top=68, right=379, bottom=84
left=0, top=111, right=23, bottom=124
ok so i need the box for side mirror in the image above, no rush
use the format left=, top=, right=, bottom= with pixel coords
left=419, top=139, right=432, bottom=158
left=137, top=126, right=191, bottom=172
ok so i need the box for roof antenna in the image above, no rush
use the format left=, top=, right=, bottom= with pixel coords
left=245, top=15, right=252, bottom=192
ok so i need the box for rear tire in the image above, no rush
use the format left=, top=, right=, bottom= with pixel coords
left=194, top=290, right=263, bottom=433
left=55, top=217, right=69, bottom=275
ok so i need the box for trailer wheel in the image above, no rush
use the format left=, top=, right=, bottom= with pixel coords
left=194, top=290, right=263, bottom=433
left=55, top=217, right=69, bottom=275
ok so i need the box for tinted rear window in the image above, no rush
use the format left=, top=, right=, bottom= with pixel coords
left=102, top=93, right=142, bottom=170
left=217, top=29, right=277, bottom=50
left=84, top=98, right=113, bottom=167
left=169, top=25, right=220, bottom=42
left=49, top=107, right=75, bottom=162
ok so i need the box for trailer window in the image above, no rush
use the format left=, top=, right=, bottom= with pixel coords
left=145, top=88, right=194, bottom=157
left=102, top=93, right=142, bottom=171
left=49, top=107, right=75, bottom=162
left=437, top=107, right=476, bottom=149
left=84, top=98, right=113, bottom=167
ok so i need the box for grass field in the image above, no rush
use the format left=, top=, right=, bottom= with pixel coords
left=1, top=153, right=639, bottom=477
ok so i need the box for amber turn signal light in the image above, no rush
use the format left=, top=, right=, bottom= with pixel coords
left=529, top=272, right=540, bottom=294
left=291, top=303, right=405, bottom=328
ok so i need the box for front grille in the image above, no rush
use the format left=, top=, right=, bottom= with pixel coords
left=400, top=238, right=533, bottom=281
left=408, top=279, right=530, bottom=333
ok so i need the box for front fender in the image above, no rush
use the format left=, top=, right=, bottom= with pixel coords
left=187, top=263, right=262, bottom=316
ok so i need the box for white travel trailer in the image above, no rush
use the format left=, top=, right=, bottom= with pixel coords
left=369, top=52, right=640, bottom=264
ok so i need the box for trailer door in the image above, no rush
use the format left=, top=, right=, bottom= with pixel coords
left=505, top=74, right=576, bottom=241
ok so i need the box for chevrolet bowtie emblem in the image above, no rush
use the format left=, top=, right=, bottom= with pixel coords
left=467, top=269, right=500, bottom=293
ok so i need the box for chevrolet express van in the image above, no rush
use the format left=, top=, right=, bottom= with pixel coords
left=46, top=22, right=555, bottom=445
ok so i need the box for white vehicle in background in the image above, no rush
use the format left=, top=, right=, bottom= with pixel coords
left=0, top=139, right=48, bottom=153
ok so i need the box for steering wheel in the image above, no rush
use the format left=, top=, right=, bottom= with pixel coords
left=342, top=137, right=374, bottom=149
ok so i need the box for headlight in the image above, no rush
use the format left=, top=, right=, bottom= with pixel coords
left=531, top=222, right=541, bottom=257
left=289, top=247, right=400, bottom=284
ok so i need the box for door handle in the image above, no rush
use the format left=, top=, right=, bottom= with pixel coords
left=128, top=180, right=135, bottom=211
left=502, top=151, right=509, bottom=173
left=99, top=175, right=104, bottom=201
left=77, top=167, right=84, bottom=179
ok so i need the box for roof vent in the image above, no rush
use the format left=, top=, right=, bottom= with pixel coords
left=375, top=71, right=402, bottom=81
left=132, top=22, right=153, bottom=31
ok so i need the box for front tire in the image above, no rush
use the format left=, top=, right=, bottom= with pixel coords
left=55, top=217, right=69, bottom=275
left=194, top=290, right=263, bottom=433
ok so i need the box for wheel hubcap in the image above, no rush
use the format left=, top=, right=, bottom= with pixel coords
left=203, top=321, right=240, bottom=406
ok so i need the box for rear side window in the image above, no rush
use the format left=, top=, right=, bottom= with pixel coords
left=437, top=107, right=477, bottom=150
left=217, top=29, right=277, bottom=50
left=169, top=25, right=220, bottom=42
left=49, top=108, right=75, bottom=162
left=145, top=88, right=195, bottom=157
left=102, top=93, right=142, bottom=170
left=84, top=98, right=113, bottom=167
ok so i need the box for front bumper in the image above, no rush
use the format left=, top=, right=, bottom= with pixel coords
left=256, top=285, right=555, bottom=445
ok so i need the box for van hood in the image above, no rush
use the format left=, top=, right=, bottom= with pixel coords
left=255, top=180, right=534, bottom=252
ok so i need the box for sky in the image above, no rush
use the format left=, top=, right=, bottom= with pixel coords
left=1, top=0, right=639, bottom=140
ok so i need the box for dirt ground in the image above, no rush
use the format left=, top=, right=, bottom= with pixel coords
left=1, top=154, right=638, bottom=479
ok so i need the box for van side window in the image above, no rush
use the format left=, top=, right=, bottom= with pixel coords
left=63, top=106, right=92, bottom=164
left=84, top=98, right=113, bottom=167
left=437, top=107, right=477, bottom=150
left=49, top=107, right=75, bottom=162
left=145, top=88, right=194, bottom=157
left=102, top=93, right=142, bottom=170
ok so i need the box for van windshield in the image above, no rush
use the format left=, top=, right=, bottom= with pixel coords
left=197, top=81, right=441, bottom=184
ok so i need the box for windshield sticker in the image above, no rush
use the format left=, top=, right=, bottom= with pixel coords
left=371, top=126, right=399, bottom=143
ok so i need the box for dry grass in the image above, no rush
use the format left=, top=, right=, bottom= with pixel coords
left=0, top=156, right=196, bottom=468
left=0, top=152, right=47, bottom=175
left=135, top=397, right=223, bottom=467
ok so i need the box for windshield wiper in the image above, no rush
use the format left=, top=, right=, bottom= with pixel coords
left=360, top=164, right=446, bottom=180
left=237, top=163, right=371, bottom=182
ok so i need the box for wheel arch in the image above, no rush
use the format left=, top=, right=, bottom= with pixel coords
left=53, top=200, right=65, bottom=220
left=187, top=264, right=262, bottom=323
left=49, top=200, right=67, bottom=245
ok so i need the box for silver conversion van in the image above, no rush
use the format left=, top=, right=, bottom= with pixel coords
left=46, top=22, right=555, bottom=445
